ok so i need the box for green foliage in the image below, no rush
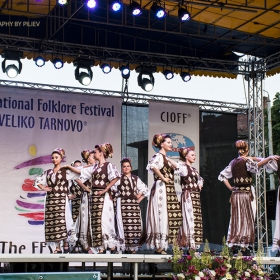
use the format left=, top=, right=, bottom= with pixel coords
left=271, top=92, right=280, bottom=155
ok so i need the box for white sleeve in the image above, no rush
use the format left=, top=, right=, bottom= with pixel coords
left=218, top=161, right=233, bottom=181
left=264, top=159, right=278, bottom=172
left=66, top=169, right=80, bottom=181
left=136, top=177, right=150, bottom=197
left=107, top=163, right=121, bottom=181
left=79, top=166, right=95, bottom=183
left=246, top=158, right=259, bottom=174
left=34, top=170, right=48, bottom=187
left=177, top=161, right=188, bottom=176
left=146, top=153, right=164, bottom=173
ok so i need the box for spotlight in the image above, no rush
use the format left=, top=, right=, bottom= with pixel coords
left=74, top=59, right=94, bottom=86
left=111, top=0, right=122, bottom=11
left=87, top=0, right=97, bottom=9
left=129, top=1, right=142, bottom=16
left=119, top=65, right=130, bottom=79
left=34, top=56, right=45, bottom=67
left=178, top=7, right=191, bottom=22
left=136, top=65, right=156, bottom=92
left=57, top=0, right=67, bottom=5
left=100, top=63, right=112, bottom=74
left=52, top=58, right=64, bottom=69
left=163, top=69, right=174, bottom=80
left=181, top=72, right=191, bottom=82
left=150, top=2, right=166, bottom=19
left=1, top=50, right=23, bottom=78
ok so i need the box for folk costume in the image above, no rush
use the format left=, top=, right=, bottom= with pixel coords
left=34, top=160, right=79, bottom=251
left=144, top=153, right=182, bottom=250
left=112, top=174, right=150, bottom=252
left=79, top=162, right=120, bottom=253
left=264, top=158, right=280, bottom=252
left=177, top=161, right=204, bottom=249
left=218, top=157, right=258, bottom=247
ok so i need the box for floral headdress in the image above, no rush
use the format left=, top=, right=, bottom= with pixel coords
left=52, top=148, right=65, bottom=159
left=98, top=142, right=113, bottom=158
left=81, top=149, right=93, bottom=162
left=235, top=140, right=249, bottom=156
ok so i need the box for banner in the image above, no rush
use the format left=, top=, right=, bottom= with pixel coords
left=0, top=87, right=122, bottom=254
left=148, top=101, right=200, bottom=194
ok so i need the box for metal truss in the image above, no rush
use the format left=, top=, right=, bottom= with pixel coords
left=0, top=34, right=246, bottom=75
left=246, top=58, right=268, bottom=252
left=0, top=79, right=247, bottom=113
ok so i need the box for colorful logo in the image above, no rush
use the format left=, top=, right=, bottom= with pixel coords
left=152, top=133, right=195, bottom=157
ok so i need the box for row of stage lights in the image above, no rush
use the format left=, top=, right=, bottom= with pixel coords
left=1, top=50, right=191, bottom=92
left=58, top=0, right=191, bottom=22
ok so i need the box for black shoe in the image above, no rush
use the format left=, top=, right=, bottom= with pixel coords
left=110, top=247, right=118, bottom=254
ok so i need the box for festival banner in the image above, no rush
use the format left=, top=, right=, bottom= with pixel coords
left=148, top=100, right=200, bottom=194
left=0, top=86, right=122, bottom=254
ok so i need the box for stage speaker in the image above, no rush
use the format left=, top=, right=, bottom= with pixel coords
left=266, top=189, right=277, bottom=220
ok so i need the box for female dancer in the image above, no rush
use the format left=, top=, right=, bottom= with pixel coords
left=262, top=156, right=280, bottom=251
left=177, top=147, right=204, bottom=250
left=76, top=143, right=120, bottom=254
left=112, top=157, right=150, bottom=253
left=143, top=133, right=182, bottom=254
left=218, top=140, right=276, bottom=251
left=34, top=148, right=79, bottom=253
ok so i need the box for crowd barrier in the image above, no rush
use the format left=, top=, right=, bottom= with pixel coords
left=1, top=254, right=280, bottom=280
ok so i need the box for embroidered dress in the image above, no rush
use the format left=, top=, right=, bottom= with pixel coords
left=144, top=153, right=182, bottom=250
left=264, top=159, right=280, bottom=251
left=79, top=162, right=120, bottom=252
left=34, top=168, right=79, bottom=250
left=112, top=174, right=150, bottom=252
left=177, top=161, right=204, bottom=249
left=218, top=158, right=258, bottom=247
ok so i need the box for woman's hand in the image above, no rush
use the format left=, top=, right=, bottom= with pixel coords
left=68, top=194, right=76, bottom=200
left=97, top=190, right=106, bottom=196
left=161, top=177, right=170, bottom=184
left=44, top=186, right=52, bottom=192
left=137, top=196, right=144, bottom=203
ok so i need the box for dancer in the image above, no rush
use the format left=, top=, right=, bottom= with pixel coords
left=68, top=160, right=83, bottom=224
left=112, top=157, right=150, bottom=253
left=76, top=143, right=120, bottom=254
left=218, top=140, right=277, bottom=251
left=262, top=156, right=280, bottom=252
left=34, top=148, right=79, bottom=253
left=177, top=147, right=204, bottom=250
left=63, top=150, right=97, bottom=253
left=143, top=133, right=182, bottom=254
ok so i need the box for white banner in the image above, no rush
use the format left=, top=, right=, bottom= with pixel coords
left=0, top=87, right=122, bottom=254
left=148, top=101, right=200, bottom=195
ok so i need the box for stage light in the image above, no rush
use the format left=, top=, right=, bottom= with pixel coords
left=111, top=0, right=122, bottom=11
left=74, top=59, right=94, bottom=86
left=163, top=69, right=174, bottom=80
left=150, top=2, right=166, bottom=19
left=87, top=0, right=97, bottom=9
left=136, top=65, right=156, bottom=92
left=181, top=71, right=191, bottom=82
left=119, top=65, right=130, bottom=79
left=178, top=7, right=191, bottom=21
left=129, top=1, right=142, bottom=16
left=34, top=56, right=45, bottom=67
left=1, top=50, right=23, bottom=78
left=57, top=0, right=67, bottom=5
left=100, top=63, right=112, bottom=74
left=52, top=58, right=64, bottom=69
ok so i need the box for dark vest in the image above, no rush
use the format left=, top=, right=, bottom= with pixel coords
left=153, top=153, right=173, bottom=182
left=91, top=162, right=110, bottom=189
left=231, top=158, right=253, bottom=187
